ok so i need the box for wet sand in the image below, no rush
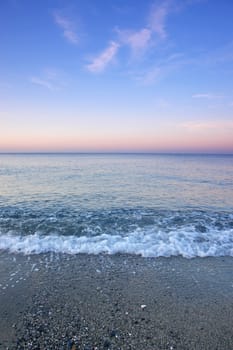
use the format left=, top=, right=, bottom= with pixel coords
left=0, top=252, right=233, bottom=349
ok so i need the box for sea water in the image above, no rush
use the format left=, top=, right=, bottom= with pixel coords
left=0, top=153, right=233, bottom=258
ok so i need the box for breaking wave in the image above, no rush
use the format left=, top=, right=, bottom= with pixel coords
left=0, top=208, right=233, bottom=257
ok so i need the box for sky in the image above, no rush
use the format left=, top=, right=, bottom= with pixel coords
left=1, top=0, right=233, bottom=153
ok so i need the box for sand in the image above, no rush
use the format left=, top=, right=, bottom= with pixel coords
left=0, top=252, right=233, bottom=349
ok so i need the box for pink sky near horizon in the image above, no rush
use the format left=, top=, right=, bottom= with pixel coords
left=1, top=122, right=233, bottom=153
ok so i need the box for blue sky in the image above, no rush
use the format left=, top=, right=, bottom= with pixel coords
left=1, top=0, right=233, bottom=152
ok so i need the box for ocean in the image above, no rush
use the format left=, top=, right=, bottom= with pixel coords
left=0, top=153, right=233, bottom=258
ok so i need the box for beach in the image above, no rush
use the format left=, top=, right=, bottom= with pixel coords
left=0, top=252, right=233, bottom=349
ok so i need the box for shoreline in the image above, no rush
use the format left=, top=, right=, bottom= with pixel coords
left=0, top=252, right=233, bottom=349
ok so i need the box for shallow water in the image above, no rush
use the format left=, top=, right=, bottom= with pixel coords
left=0, top=154, right=233, bottom=257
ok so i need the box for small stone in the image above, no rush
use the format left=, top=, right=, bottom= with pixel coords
left=103, top=339, right=111, bottom=348
left=110, top=330, right=117, bottom=337
left=67, top=339, right=75, bottom=350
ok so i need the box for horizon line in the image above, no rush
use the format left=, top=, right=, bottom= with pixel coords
left=0, top=152, right=233, bottom=156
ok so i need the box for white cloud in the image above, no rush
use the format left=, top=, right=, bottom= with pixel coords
left=53, top=12, right=78, bottom=45
left=148, top=1, right=172, bottom=39
left=30, top=77, right=54, bottom=90
left=30, top=69, right=65, bottom=91
left=192, top=93, right=224, bottom=99
left=137, top=67, right=162, bottom=85
left=86, top=41, right=120, bottom=73
left=115, top=1, right=173, bottom=57
left=86, top=0, right=203, bottom=76
left=117, top=28, right=152, bottom=53
left=181, top=120, right=233, bottom=130
left=134, top=52, right=186, bottom=85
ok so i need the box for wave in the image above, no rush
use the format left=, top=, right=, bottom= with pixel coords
left=1, top=225, right=233, bottom=258
left=1, top=207, right=233, bottom=257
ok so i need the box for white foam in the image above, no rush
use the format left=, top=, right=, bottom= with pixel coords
left=1, top=226, right=233, bottom=258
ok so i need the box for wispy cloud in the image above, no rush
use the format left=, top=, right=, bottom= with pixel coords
left=181, top=120, right=233, bottom=130
left=116, top=1, right=172, bottom=56
left=148, top=0, right=172, bottom=39
left=87, top=1, right=171, bottom=73
left=117, top=28, right=151, bottom=53
left=30, top=77, right=54, bottom=90
left=86, top=0, right=204, bottom=76
left=30, top=69, right=65, bottom=91
left=134, top=52, right=187, bottom=85
left=192, top=93, right=224, bottom=99
left=53, top=12, right=78, bottom=45
left=86, top=41, right=120, bottom=73
left=135, top=67, right=162, bottom=85
left=136, top=39, right=233, bottom=85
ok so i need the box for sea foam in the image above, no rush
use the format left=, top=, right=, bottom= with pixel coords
left=1, top=226, right=233, bottom=258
